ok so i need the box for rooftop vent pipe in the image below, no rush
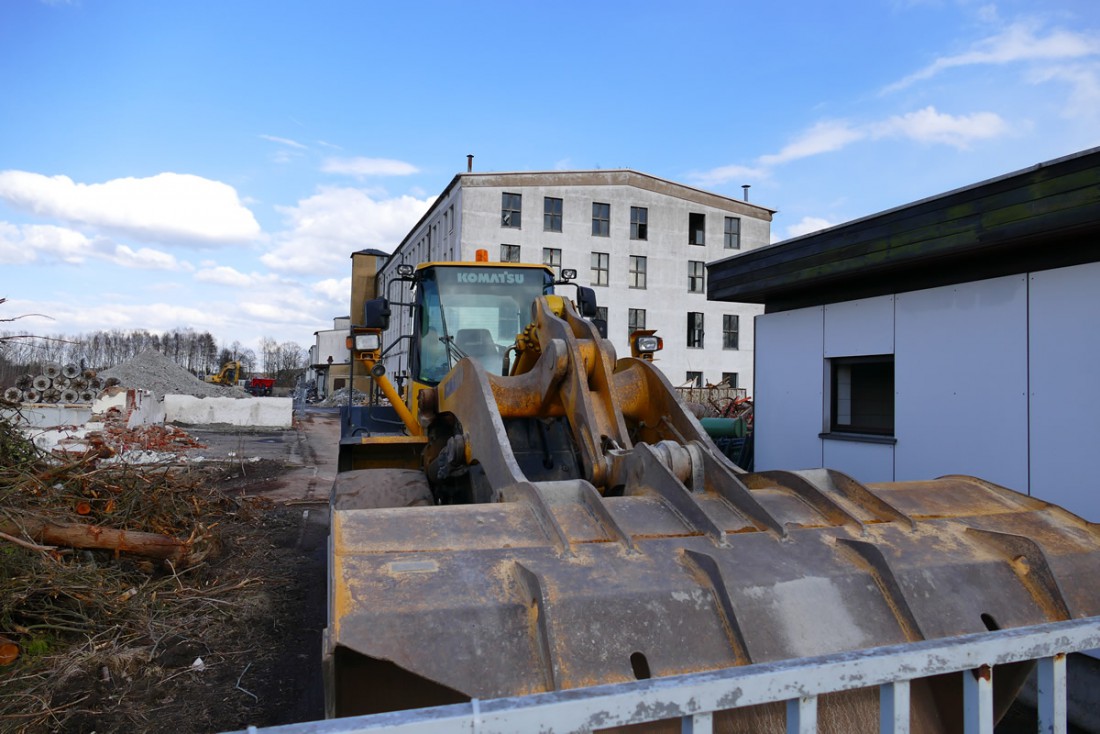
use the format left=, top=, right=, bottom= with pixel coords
left=467, top=154, right=474, bottom=172
left=742, top=185, right=750, bottom=201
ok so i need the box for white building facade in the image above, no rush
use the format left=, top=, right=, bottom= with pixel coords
left=376, top=170, right=772, bottom=391
left=708, top=147, right=1100, bottom=521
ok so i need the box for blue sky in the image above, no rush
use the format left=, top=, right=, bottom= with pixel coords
left=2, top=0, right=1098, bottom=353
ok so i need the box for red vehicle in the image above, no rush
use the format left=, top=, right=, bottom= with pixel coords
left=246, top=377, right=275, bottom=396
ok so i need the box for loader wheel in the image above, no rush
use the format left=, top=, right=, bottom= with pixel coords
left=332, top=468, right=434, bottom=510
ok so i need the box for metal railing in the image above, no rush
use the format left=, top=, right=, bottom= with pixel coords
left=228, top=616, right=1100, bottom=734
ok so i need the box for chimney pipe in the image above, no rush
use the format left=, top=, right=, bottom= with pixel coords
left=467, top=154, right=474, bottom=173
left=742, top=184, right=750, bottom=201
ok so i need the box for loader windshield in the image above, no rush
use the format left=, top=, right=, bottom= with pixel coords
left=416, top=265, right=553, bottom=382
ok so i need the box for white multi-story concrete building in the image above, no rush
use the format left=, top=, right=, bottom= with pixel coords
left=375, top=169, right=772, bottom=391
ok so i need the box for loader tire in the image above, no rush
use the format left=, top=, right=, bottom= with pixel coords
left=332, top=468, right=434, bottom=510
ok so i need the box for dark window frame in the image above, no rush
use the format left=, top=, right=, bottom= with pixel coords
left=544, top=196, right=563, bottom=232
left=628, top=308, right=646, bottom=334
left=543, top=247, right=562, bottom=274
left=687, top=311, right=704, bottom=348
left=722, top=314, right=739, bottom=350
left=724, top=216, right=741, bottom=249
left=629, top=255, right=647, bottom=289
left=592, top=202, right=611, bottom=237
left=591, top=251, right=610, bottom=286
left=829, top=355, right=895, bottom=436
left=686, top=371, right=703, bottom=388
left=500, top=244, right=521, bottom=263
left=502, top=192, right=522, bottom=228
left=630, top=206, right=648, bottom=240
left=688, top=260, right=706, bottom=293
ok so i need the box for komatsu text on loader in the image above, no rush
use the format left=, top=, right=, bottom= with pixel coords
left=326, top=252, right=1100, bottom=732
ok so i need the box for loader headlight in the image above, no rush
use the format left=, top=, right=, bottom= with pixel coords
left=354, top=333, right=381, bottom=351
left=635, top=335, right=661, bottom=352
left=560, top=268, right=577, bottom=281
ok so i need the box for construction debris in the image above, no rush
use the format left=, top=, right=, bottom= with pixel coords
left=0, top=409, right=312, bottom=732
left=316, top=386, right=369, bottom=407
left=99, top=349, right=249, bottom=400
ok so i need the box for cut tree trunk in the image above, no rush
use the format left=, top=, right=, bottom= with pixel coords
left=0, top=518, right=193, bottom=564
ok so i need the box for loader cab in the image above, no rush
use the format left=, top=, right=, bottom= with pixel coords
left=411, top=262, right=557, bottom=384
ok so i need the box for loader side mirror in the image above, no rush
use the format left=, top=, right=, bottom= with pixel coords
left=576, top=286, right=599, bottom=318
left=364, top=298, right=391, bottom=330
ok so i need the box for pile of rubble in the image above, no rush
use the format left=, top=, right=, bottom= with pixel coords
left=316, top=386, right=369, bottom=407
left=1, top=363, right=109, bottom=404
left=99, top=349, right=248, bottom=400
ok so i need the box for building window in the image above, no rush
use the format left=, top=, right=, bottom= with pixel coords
left=500, top=244, right=521, bottom=262
left=630, top=206, right=648, bottom=240
left=629, top=256, right=647, bottom=289
left=592, top=202, right=610, bottom=237
left=628, top=308, right=646, bottom=334
left=724, top=216, right=740, bottom=249
left=596, top=306, right=608, bottom=323
left=722, top=314, right=739, bottom=350
left=502, top=193, right=522, bottom=228
left=689, top=212, right=705, bottom=245
left=686, top=371, right=703, bottom=388
left=543, top=247, right=562, bottom=274
left=687, top=312, right=704, bottom=348
left=830, top=355, right=895, bottom=436
left=544, top=197, right=563, bottom=232
left=591, top=252, right=609, bottom=286
left=721, top=372, right=738, bottom=388
left=448, top=205, right=454, bottom=233
left=688, top=261, right=705, bottom=293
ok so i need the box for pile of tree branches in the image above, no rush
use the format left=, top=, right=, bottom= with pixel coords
left=0, top=413, right=269, bottom=731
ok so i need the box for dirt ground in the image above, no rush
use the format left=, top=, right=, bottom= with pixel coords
left=1, top=409, right=339, bottom=734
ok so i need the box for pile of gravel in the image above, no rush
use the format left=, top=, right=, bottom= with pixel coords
left=99, top=349, right=249, bottom=400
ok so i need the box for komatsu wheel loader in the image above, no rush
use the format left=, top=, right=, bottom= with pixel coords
left=326, top=252, right=1100, bottom=732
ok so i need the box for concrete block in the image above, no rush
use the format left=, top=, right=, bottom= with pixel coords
left=163, top=395, right=293, bottom=428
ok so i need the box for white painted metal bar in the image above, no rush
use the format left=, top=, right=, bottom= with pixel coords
left=223, top=616, right=1100, bottom=734
left=680, top=711, right=713, bottom=734
left=962, top=665, right=994, bottom=734
left=785, top=696, right=817, bottom=734
left=1037, top=654, right=1067, bottom=734
left=879, top=680, right=910, bottom=734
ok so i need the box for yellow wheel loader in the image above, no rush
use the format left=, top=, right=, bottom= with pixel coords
left=326, top=253, right=1100, bottom=732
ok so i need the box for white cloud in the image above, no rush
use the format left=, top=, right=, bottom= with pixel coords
left=786, top=216, right=836, bottom=239
left=0, top=221, right=189, bottom=270
left=195, top=265, right=266, bottom=287
left=0, top=171, right=261, bottom=245
left=871, top=106, right=1008, bottom=148
left=260, top=134, right=307, bottom=149
left=758, top=121, right=866, bottom=166
left=885, top=21, right=1100, bottom=92
left=1026, top=63, right=1100, bottom=122
left=321, top=157, right=419, bottom=177
left=312, top=277, right=351, bottom=303
left=686, top=164, right=768, bottom=187
left=261, top=187, right=433, bottom=275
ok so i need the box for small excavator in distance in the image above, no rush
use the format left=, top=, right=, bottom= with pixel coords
left=326, top=250, right=1100, bottom=731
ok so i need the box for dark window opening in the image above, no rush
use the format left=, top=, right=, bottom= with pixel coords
left=830, top=355, right=894, bottom=435
left=500, top=244, right=520, bottom=262
left=689, top=212, right=705, bottom=245
left=687, top=312, right=704, bottom=348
